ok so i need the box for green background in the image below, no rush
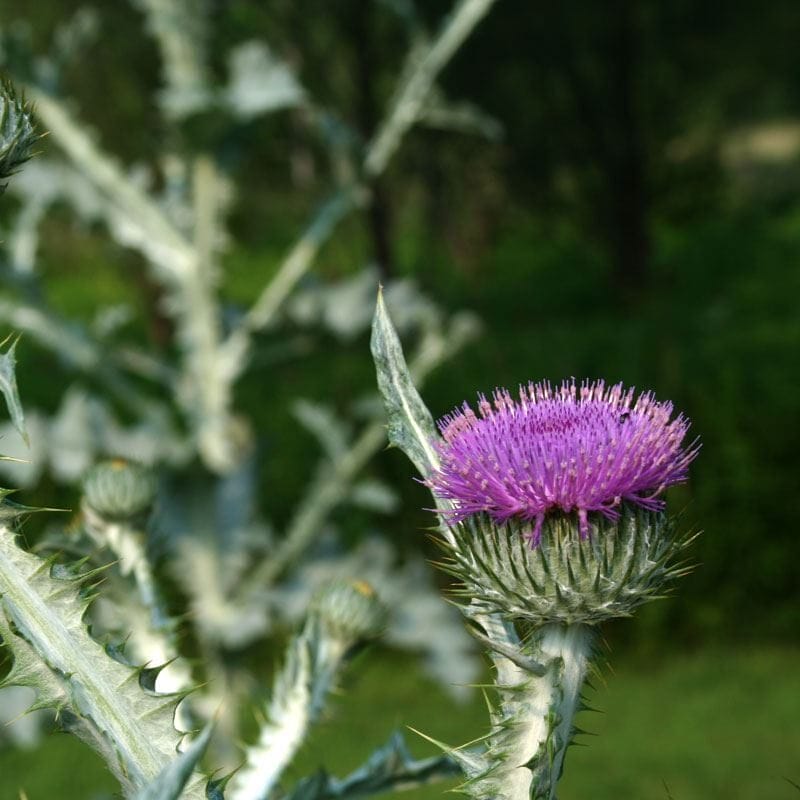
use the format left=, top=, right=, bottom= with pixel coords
left=2, top=0, right=800, bottom=797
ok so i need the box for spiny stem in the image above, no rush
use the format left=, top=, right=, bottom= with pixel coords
left=493, top=624, right=594, bottom=800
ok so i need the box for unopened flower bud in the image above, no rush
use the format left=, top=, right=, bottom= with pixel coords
left=1, top=81, right=38, bottom=190
left=310, top=580, right=387, bottom=643
left=82, top=459, right=156, bottom=522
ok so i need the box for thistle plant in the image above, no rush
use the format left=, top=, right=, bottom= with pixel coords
left=371, top=289, right=700, bottom=800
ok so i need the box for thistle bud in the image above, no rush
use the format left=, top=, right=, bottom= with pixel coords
left=309, top=580, right=387, bottom=644
left=0, top=81, right=38, bottom=190
left=82, top=459, right=156, bottom=522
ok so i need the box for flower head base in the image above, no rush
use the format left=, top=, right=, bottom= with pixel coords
left=428, top=380, right=698, bottom=544
left=442, top=505, right=694, bottom=625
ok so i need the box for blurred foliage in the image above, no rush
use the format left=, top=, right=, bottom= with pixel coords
left=2, top=0, right=799, bottom=655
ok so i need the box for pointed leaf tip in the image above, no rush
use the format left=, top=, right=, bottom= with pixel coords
left=370, top=291, right=440, bottom=478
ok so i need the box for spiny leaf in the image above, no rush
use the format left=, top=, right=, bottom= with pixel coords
left=0, top=524, right=203, bottom=797
left=405, top=726, right=487, bottom=780
left=133, top=724, right=214, bottom=800
left=370, top=287, right=440, bottom=479
left=0, top=488, right=63, bottom=522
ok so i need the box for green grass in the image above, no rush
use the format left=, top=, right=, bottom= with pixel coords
left=2, top=645, right=798, bottom=800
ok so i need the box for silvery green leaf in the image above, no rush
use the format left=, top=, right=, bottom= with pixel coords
left=7, top=157, right=106, bottom=222
left=0, top=333, right=27, bottom=444
left=319, top=272, right=377, bottom=340
left=47, top=385, right=97, bottom=480
left=287, top=271, right=376, bottom=339
left=226, top=41, right=304, bottom=119
left=292, top=400, right=349, bottom=460
left=370, top=288, right=440, bottom=478
left=0, top=525, right=203, bottom=797
left=0, top=414, right=45, bottom=487
left=41, top=386, right=187, bottom=482
left=133, top=725, right=214, bottom=800
left=420, top=88, right=503, bottom=141
left=348, top=479, right=399, bottom=514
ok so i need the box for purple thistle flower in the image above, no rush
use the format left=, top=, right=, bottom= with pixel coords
left=428, top=379, right=699, bottom=546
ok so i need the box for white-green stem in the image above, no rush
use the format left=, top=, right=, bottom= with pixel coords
left=24, top=89, right=195, bottom=279
left=489, top=624, right=594, bottom=800
left=22, top=93, right=238, bottom=471
left=363, top=0, right=498, bottom=177
left=227, top=620, right=348, bottom=800
left=181, top=155, right=237, bottom=471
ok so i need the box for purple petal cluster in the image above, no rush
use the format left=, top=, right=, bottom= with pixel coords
left=428, top=380, right=698, bottom=545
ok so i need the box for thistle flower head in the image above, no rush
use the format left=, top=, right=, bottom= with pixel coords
left=429, top=379, right=698, bottom=544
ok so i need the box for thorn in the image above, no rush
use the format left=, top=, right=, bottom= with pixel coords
left=405, top=725, right=488, bottom=770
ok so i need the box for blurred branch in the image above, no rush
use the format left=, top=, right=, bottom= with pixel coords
left=24, top=88, right=195, bottom=280
left=133, top=0, right=212, bottom=119
left=21, top=91, right=242, bottom=470
left=363, top=0, right=497, bottom=177
left=178, top=155, right=238, bottom=470
left=228, top=186, right=364, bottom=347
left=225, top=0, right=497, bottom=363
left=0, top=296, right=170, bottom=419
